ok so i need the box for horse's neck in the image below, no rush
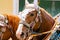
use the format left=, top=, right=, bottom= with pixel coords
left=33, top=8, right=55, bottom=33
left=30, top=8, right=55, bottom=40
left=39, top=8, right=55, bottom=33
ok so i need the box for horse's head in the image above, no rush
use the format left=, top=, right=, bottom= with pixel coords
left=18, top=0, right=39, bottom=22
left=0, top=14, right=12, bottom=40
left=16, top=0, right=55, bottom=40
left=16, top=0, right=41, bottom=39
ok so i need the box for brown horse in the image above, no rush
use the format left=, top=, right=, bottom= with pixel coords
left=16, top=0, right=56, bottom=40
left=0, top=13, right=20, bottom=40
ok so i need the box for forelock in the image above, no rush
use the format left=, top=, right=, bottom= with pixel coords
left=19, top=8, right=35, bottom=21
left=22, top=8, right=35, bottom=14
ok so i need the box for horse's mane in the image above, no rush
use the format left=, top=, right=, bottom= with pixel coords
left=39, top=8, right=55, bottom=32
left=33, top=8, right=55, bottom=33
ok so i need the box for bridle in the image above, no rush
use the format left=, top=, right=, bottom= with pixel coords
left=0, top=16, right=13, bottom=40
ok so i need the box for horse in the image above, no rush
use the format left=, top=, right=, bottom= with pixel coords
left=0, top=13, right=20, bottom=40
left=16, top=0, right=56, bottom=40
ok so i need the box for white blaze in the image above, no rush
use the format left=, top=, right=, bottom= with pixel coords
left=16, top=24, right=23, bottom=34
left=16, top=24, right=23, bottom=39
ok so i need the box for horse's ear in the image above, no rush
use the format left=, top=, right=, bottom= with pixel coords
left=25, top=0, right=29, bottom=7
left=34, top=0, right=39, bottom=11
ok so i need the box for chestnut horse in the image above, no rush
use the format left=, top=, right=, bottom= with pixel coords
left=0, top=13, right=20, bottom=40
left=16, top=0, right=56, bottom=40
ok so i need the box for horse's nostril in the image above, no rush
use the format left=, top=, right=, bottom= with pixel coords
left=20, top=32, right=24, bottom=37
left=30, top=13, right=34, bottom=16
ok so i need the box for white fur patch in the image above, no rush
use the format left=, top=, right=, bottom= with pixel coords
left=16, top=24, right=23, bottom=35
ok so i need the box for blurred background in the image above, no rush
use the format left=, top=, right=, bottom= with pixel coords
left=0, top=0, right=60, bottom=17
left=19, top=0, right=60, bottom=16
left=0, top=0, right=13, bottom=14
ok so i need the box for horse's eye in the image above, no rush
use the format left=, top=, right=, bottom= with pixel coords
left=30, top=13, right=34, bottom=16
